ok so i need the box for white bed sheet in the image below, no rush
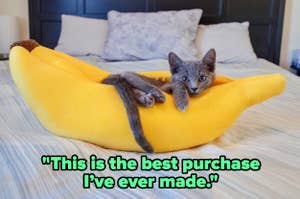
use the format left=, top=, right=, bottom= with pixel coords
left=0, top=57, right=299, bottom=199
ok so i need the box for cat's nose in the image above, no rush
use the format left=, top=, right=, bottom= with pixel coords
left=191, top=88, right=198, bottom=92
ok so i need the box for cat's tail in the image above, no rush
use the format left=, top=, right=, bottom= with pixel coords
left=102, top=75, right=153, bottom=153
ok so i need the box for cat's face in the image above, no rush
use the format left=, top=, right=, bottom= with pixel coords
left=168, top=49, right=216, bottom=96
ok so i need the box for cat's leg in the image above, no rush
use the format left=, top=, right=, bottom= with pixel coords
left=103, top=74, right=155, bottom=107
left=172, top=82, right=189, bottom=112
left=160, top=82, right=174, bottom=94
left=133, top=89, right=155, bottom=107
left=120, top=72, right=165, bottom=103
left=161, top=82, right=189, bottom=111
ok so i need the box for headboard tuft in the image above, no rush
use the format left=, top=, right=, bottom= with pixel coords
left=29, top=0, right=285, bottom=64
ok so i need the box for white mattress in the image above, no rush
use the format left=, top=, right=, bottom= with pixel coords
left=0, top=57, right=299, bottom=198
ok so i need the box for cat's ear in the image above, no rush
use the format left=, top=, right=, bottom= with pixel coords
left=202, top=49, right=216, bottom=72
left=168, top=52, right=183, bottom=74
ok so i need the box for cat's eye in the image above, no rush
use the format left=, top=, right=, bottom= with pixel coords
left=199, top=75, right=207, bottom=82
left=182, top=76, right=188, bottom=82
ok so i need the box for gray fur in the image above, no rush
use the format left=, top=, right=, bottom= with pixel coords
left=168, top=49, right=216, bottom=110
left=102, top=75, right=154, bottom=153
left=102, top=49, right=216, bottom=152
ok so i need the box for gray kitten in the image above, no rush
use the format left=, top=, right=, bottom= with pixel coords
left=102, top=49, right=216, bottom=152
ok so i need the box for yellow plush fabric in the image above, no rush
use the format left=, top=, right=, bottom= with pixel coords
left=9, top=46, right=286, bottom=152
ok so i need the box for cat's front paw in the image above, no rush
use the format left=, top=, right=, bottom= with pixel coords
left=139, top=94, right=155, bottom=107
left=149, top=89, right=165, bottom=103
left=174, top=91, right=189, bottom=112
left=176, top=102, right=188, bottom=112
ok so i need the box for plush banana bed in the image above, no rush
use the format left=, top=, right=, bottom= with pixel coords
left=9, top=46, right=286, bottom=152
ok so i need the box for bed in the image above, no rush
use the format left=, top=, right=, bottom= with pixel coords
left=1, top=0, right=300, bottom=198
left=1, top=57, right=300, bottom=198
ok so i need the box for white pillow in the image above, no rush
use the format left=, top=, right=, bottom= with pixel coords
left=195, top=22, right=257, bottom=63
left=102, top=9, right=202, bottom=61
left=55, top=15, right=107, bottom=56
